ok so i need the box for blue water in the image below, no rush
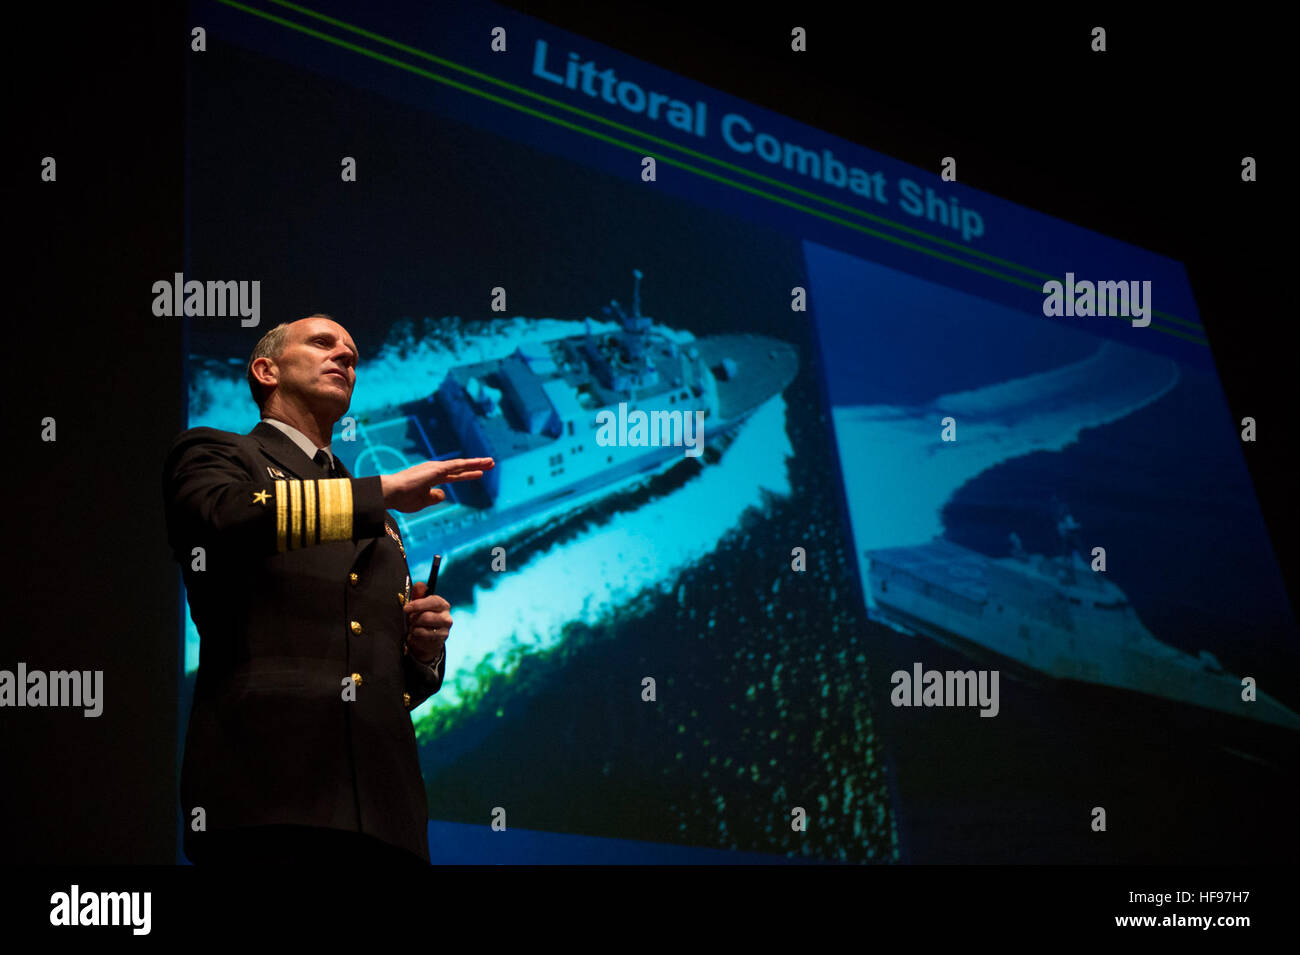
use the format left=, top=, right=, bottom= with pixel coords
left=806, top=242, right=1102, bottom=407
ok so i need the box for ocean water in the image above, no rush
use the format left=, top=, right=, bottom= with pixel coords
left=831, top=341, right=1183, bottom=606
left=405, top=319, right=900, bottom=861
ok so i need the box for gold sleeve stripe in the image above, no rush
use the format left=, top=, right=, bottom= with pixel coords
left=318, top=478, right=354, bottom=542
left=339, top=478, right=352, bottom=539
left=275, top=478, right=353, bottom=550
left=275, top=479, right=288, bottom=553
left=318, top=478, right=336, bottom=541
left=288, top=480, right=303, bottom=549
left=304, top=478, right=318, bottom=546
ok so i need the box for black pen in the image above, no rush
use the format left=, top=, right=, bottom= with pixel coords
left=414, top=554, right=445, bottom=672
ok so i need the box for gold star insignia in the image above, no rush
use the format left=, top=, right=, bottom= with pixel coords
left=252, top=489, right=271, bottom=505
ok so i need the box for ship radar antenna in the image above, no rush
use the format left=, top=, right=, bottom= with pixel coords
left=1056, top=511, right=1081, bottom=553
left=1009, top=532, right=1026, bottom=559
left=1048, top=496, right=1084, bottom=584
left=1049, top=495, right=1082, bottom=553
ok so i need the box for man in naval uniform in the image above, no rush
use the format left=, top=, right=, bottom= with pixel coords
left=162, top=314, right=493, bottom=864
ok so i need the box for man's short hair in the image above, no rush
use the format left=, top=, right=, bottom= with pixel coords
left=245, top=314, right=336, bottom=409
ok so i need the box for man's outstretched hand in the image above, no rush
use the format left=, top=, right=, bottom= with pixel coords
left=380, top=457, right=495, bottom=513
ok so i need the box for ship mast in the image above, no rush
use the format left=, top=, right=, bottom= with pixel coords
left=611, top=269, right=650, bottom=375
left=1008, top=531, right=1027, bottom=560
left=590, top=270, right=658, bottom=397
left=1052, top=497, right=1083, bottom=585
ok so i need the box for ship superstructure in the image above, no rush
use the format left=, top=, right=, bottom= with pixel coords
left=337, top=270, right=799, bottom=557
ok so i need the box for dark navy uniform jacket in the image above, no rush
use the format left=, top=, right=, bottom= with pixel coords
left=162, top=420, right=443, bottom=862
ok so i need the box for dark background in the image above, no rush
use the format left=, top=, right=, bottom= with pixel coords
left=6, top=1, right=1293, bottom=863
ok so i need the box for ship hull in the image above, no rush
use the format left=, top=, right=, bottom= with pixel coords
left=873, top=594, right=1300, bottom=732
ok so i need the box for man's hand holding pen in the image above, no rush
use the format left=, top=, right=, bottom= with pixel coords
left=405, top=581, right=450, bottom=665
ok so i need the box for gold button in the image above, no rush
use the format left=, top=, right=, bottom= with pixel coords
left=350, top=620, right=362, bottom=636
left=349, top=573, right=359, bottom=585
left=397, top=592, right=407, bottom=607
left=351, top=672, right=362, bottom=686
left=403, top=692, right=411, bottom=709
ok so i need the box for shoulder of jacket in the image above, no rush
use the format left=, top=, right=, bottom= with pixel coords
left=164, top=426, right=260, bottom=466
left=168, top=426, right=253, bottom=449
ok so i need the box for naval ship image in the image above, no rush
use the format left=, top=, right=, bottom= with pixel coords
left=866, top=516, right=1300, bottom=731
left=336, top=270, right=800, bottom=558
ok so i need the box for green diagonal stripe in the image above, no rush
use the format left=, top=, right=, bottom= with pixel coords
left=213, top=0, right=1208, bottom=346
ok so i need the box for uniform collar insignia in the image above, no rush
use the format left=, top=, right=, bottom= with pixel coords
left=385, top=520, right=406, bottom=557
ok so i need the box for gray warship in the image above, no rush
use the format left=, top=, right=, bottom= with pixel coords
left=336, top=270, right=799, bottom=558
left=867, top=517, right=1300, bottom=730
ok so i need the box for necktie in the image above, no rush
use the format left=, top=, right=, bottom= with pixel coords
left=313, top=449, right=337, bottom=477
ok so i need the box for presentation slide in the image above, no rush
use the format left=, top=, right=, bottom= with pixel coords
left=178, top=0, right=1297, bottom=863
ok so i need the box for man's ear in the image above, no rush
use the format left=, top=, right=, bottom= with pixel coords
left=251, top=356, right=278, bottom=389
